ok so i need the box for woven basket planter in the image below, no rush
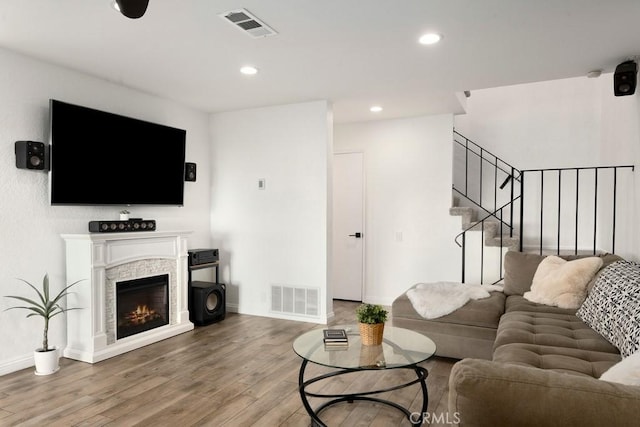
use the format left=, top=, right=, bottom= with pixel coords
left=359, top=343, right=385, bottom=367
left=358, top=322, right=384, bottom=346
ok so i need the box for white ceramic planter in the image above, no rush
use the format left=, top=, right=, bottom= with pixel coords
left=34, top=347, right=59, bottom=376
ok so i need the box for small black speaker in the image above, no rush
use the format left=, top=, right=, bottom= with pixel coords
left=15, top=141, right=47, bottom=170
left=191, top=281, right=226, bottom=325
left=185, top=162, right=197, bottom=182
left=614, top=60, right=637, bottom=96
left=115, top=0, right=149, bottom=19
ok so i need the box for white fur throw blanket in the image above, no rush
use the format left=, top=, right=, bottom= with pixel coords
left=406, top=282, right=504, bottom=319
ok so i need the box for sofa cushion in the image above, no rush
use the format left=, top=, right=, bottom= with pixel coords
left=405, top=282, right=503, bottom=319
left=392, top=290, right=505, bottom=329
left=493, top=343, right=620, bottom=378
left=503, top=251, right=623, bottom=296
left=523, top=256, right=602, bottom=309
left=503, top=251, right=546, bottom=296
left=392, top=291, right=506, bottom=360
left=505, top=295, right=577, bottom=315
left=599, top=351, right=640, bottom=385
left=449, top=358, right=640, bottom=427
left=495, top=311, right=619, bottom=354
left=391, top=316, right=497, bottom=360
left=577, top=261, right=640, bottom=358
left=586, top=253, right=625, bottom=292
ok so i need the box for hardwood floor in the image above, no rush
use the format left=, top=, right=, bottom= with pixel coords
left=0, top=300, right=457, bottom=426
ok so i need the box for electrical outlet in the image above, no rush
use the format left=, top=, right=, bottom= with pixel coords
left=258, top=178, right=266, bottom=190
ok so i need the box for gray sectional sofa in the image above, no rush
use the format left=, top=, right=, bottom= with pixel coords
left=392, top=251, right=640, bottom=426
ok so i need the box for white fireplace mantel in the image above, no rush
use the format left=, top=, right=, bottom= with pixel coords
left=62, top=231, right=194, bottom=363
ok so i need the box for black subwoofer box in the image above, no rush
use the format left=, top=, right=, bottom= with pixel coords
left=190, top=281, right=226, bottom=325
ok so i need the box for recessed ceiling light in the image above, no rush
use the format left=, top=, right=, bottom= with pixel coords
left=240, top=66, right=258, bottom=75
left=370, top=105, right=383, bottom=113
left=419, top=33, right=442, bottom=45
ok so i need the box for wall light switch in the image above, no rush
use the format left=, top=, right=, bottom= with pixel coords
left=258, top=178, right=266, bottom=190
left=395, top=231, right=403, bottom=242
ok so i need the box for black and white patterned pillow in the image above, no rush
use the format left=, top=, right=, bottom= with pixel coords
left=576, top=260, right=640, bottom=358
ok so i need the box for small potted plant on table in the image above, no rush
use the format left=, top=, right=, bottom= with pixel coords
left=4, top=274, right=83, bottom=375
left=355, top=303, right=388, bottom=346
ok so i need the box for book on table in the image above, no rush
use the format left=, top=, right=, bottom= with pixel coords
left=323, top=329, right=348, bottom=346
left=323, top=328, right=348, bottom=341
left=324, top=339, right=348, bottom=345
left=324, top=340, right=348, bottom=350
left=324, top=343, right=348, bottom=351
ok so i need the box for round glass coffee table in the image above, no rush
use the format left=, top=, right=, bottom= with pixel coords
left=293, top=324, right=436, bottom=427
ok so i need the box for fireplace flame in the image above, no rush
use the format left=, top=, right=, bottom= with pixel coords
left=127, top=304, right=160, bottom=325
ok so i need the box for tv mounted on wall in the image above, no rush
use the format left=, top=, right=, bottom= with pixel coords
left=49, top=99, right=186, bottom=206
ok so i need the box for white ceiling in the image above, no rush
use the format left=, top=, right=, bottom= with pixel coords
left=0, top=0, right=639, bottom=123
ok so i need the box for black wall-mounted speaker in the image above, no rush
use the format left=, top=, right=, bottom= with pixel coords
left=191, top=281, right=226, bottom=325
left=185, top=162, right=197, bottom=182
left=115, top=0, right=149, bottom=19
left=15, top=141, right=48, bottom=170
left=614, top=60, right=638, bottom=96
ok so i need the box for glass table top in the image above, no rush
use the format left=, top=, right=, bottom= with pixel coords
left=293, top=324, right=436, bottom=370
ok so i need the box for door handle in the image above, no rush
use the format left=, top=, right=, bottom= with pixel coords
left=348, top=232, right=362, bottom=238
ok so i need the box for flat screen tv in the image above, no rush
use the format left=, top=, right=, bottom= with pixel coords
left=49, top=99, right=186, bottom=206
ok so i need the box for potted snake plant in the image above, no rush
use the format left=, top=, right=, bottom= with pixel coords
left=4, top=274, right=83, bottom=375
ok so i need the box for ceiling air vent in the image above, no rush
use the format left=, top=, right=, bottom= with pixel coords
left=220, top=9, right=277, bottom=38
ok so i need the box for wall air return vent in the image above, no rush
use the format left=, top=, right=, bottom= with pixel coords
left=271, top=284, right=319, bottom=318
left=220, top=9, right=277, bottom=38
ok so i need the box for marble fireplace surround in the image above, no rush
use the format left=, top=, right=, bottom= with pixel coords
left=62, top=231, right=194, bottom=363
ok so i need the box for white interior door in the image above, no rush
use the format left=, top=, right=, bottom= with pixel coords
left=332, top=152, right=364, bottom=301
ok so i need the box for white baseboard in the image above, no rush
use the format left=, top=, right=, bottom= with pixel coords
left=0, top=354, right=33, bottom=377
left=362, top=295, right=395, bottom=307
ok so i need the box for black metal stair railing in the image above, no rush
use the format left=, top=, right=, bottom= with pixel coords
left=519, top=165, right=635, bottom=255
left=453, top=130, right=521, bottom=231
left=454, top=196, right=521, bottom=284
left=452, top=131, right=634, bottom=285
left=452, top=130, right=523, bottom=284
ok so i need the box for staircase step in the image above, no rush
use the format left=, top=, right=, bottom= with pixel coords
left=462, top=229, right=519, bottom=248
left=450, top=196, right=519, bottom=249
left=487, top=235, right=520, bottom=248
left=449, top=206, right=476, bottom=224
left=467, top=220, right=519, bottom=248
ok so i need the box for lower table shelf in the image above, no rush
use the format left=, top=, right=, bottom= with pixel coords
left=298, top=359, right=429, bottom=427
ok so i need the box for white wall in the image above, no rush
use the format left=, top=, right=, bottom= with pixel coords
left=0, top=48, right=212, bottom=375
left=455, top=77, right=605, bottom=169
left=209, top=101, right=332, bottom=322
left=334, top=114, right=461, bottom=305
left=455, top=74, right=640, bottom=259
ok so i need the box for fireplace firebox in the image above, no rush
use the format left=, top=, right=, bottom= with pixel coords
left=116, top=274, right=169, bottom=340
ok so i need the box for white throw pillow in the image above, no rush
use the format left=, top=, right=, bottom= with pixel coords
left=600, top=352, right=640, bottom=386
left=523, top=256, right=603, bottom=309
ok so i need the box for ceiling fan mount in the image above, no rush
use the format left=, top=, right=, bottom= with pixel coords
left=115, top=0, right=149, bottom=19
